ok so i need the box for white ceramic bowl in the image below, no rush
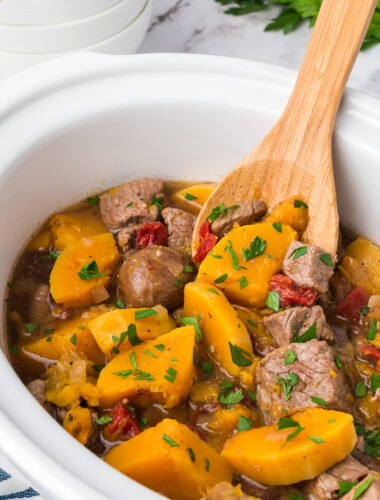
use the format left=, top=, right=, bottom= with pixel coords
left=0, top=0, right=146, bottom=53
left=0, top=53, right=380, bottom=499
left=0, top=0, right=122, bottom=26
left=0, top=0, right=151, bottom=80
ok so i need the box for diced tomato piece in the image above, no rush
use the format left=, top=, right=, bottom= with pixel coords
left=194, top=221, right=217, bottom=264
left=136, top=222, right=168, bottom=249
left=103, top=402, right=140, bottom=442
left=269, top=274, right=318, bottom=307
left=361, top=345, right=380, bottom=361
left=336, top=287, right=369, bottom=321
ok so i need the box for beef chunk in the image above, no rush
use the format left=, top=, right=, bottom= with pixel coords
left=235, top=475, right=281, bottom=499
left=29, top=284, right=52, bottom=326
left=100, top=178, right=164, bottom=230
left=162, top=207, right=196, bottom=251
left=263, top=305, right=334, bottom=346
left=27, top=379, right=47, bottom=405
left=211, top=200, right=266, bottom=238
left=282, top=241, right=336, bottom=293
left=303, top=455, right=368, bottom=500
left=118, top=246, right=195, bottom=311
left=117, top=224, right=143, bottom=254
left=256, top=340, right=351, bottom=423
left=340, top=474, right=380, bottom=499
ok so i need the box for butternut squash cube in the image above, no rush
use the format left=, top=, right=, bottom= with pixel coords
left=265, top=197, right=309, bottom=233
left=183, top=281, right=254, bottom=377
left=88, top=305, right=175, bottom=359
left=97, top=326, right=196, bottom=409
left=198, top=223, right=297, bottom=307
left=50, top=233, right=120, bottom=308
left=222, top=408, right=356, bottom=486
left=340, top=236, right=380, bottom=295
left=23, top=310, right=105, bottom=364
left=104, top=418, right=234, bottom=500
left=63, top=407, right=93, bottom=445
left=27, top=229, right=51, bottom=252
left=171, top=183, right=217, bottom=214
left=50, top=213, right=106, bottom=251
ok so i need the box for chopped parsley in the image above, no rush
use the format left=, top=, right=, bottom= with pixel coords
left=355, top=425, right=380, bottom=458
left=205, top=457, right=210, bottom=472
left=185, top=192, right=198, bottom=201
left=164, top=367, right=177, bottom=383
left=355, top=381, right=367, bottom=397
left=201, top=361, right=212, bottom=376
left=319, top=253, right=334, bottom=267
left=287, top=495, right=306, bottom=500
left=226, top=240, right=245, bottom=270
left=9, top=346, right=19, bottom=355
left=139, top=417, right=148, bottom=427
left=162, top=434, right=179, bottom=447
left=291, top=323, right=317, bottom=343
left=288, top=245, right=307, bottom=260
left=338, top=481, right=358, bottom=497
left=45, top=251, right=60, bottom=260
left=278, top=417, right=300, bottom=430
left=183, top=265, right=194, bottom=273
left=206, top=203, right=239, bottom=222
left=248, top=389, right=256, bottom=401
left=352, top=476, right=375, bottom=500
left=154, top=344, right=165, bottom=352
left=24, top=323, right=39, bottom=333
left=272, top=222, right=282, bottom=233
left=242, top=236, right=266, bottom=261
left=276, top=372, right=298, bottom=402
left=130, top=351, right=137, bottom=370
left=367, top=318, right=377, bottom=340
left=126, top=201, right=133, bottom=208
left=229, top=342, right=252, bottom=367
left=44, top=328, right=54, bottom=334
left=308, top=436, right=325, bottom=444
left=92, top=364, right=105, bottom=373
left=294, top=199, right=308, bottom=208
left=176, top=278, right=185, bottom=288
left=77, top=260, right=104, bottom=280
left=311, top=396, right=328, bottom=407
left=143, top=349, right=157, bottom=358
left=151, top=195, right=164, bottom=213
left=70, top=334, right=77, bottom=346
left=285, top=425, right=305, bottom=443
left=207, top=288, right=220, bottom=295
left=266, top=291, right=281, bottom=312
left=7, top=282, right=12, bottom=288
left=87, top=196, right=99, bottom=206
left=187, top=447, right=196, bottom=461
left=237, top=415, right=253, bottom=431
left=96, top=415, right=113, bottom=425
left=284, top=349, right=297, bottom=365
left=193, top=346, right=199, bottom=365
left=210, top=254, right=223, bottom=259
left=46, top=337, right=52, bottom=342
left=360, top=303, right=369, bottom=316
left=334, top=353, right=342, bottom=369
left=115, top=299, right=125, bottom=309
left=370, top=373, right=380, bottom=393
left=238, top=276, right=248, bottom=289
left=113, top=370, right=133, bottom=379
left=181, top=316, right=203, bottom=343
left=219, top=388, right=244, bottom=405
left=247, top=319, right=257, bottom=327
left=77, top=325, right=86, bottom=330
left=214, top=273, right=228, bottom=284
left=135, top=309, right=158, bottom=320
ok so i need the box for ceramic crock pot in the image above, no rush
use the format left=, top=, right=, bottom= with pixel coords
left=0, top=53, right=380, bottom=499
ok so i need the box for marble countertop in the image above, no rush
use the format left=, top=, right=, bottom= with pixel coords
left=140, top=0, right=380, bottom=99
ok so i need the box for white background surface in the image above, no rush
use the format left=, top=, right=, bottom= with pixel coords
left=140, top=0, right=380, bottom=99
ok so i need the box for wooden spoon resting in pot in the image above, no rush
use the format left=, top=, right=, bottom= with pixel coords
left=192, top=0, right=377, bottom=256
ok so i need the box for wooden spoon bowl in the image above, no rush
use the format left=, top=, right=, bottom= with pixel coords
left=192, top=0, right=377, bottom=256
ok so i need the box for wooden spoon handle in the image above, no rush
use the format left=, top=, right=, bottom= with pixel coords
left=260, top=0, right=377, bottom=167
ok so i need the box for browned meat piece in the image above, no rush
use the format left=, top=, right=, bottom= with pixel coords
left=256, top=340, right=351, bottom=423
left=352, top=428, right=380, bottom=472
left=29, top=284, right=52, bottom=326
left=117, top=224, right=143, bottom=254
left=282, top=241, right=336, bottom=293
left=27, top=379, right=54, bottom=417
left=303, top=455, right=368, bottom=500
left=118, top=246, right=195, bottom=310
left=340, top=473, right=380, bottom=499
left=211, top=200, right=267, bottom=238
left=100, top=178, right=164, bottom=230
left=236, top=475, right=281, bottom=499
left=162, top=207, right=196, bottom=251
left=263, top=305, right=334, bottom=346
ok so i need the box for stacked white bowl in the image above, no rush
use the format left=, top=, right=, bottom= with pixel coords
left=0, top=0, right=151, bottom=79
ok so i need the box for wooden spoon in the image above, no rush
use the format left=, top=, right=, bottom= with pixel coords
left=192, top=0, right=377, bottom=256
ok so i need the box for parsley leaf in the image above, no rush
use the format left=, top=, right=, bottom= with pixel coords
left=164, top=366, right=177, bottom=383
left=288, top=245, right=308, bottom=260
left=355, top=381, right=367, bottom=397
left=335, top=353, right=342, bottom=369
left=24, top=323, right=39, bottom=333
left=238, top=276, right=248, bottom=289
left=266, top=291, right=281, bottom=312
left=214, top=273, right=228, bottom=284
left=278, top=417, right=300, bottom=430
left=370, top=373, right=380, bottom=393
left=294, top=199, right=308, bottom=209
left=285, top=425, right=305, bottom=443
left=242, top=236, right=267, bottom=261
left=87, top=196, right=99, bottom=206
left=207, top=203, right=239, bottom=222
left=183, top=265, right=194, bottom=273
left=135, top=309, right=158, bottom=320
left=201, top=361, right=212, bottom=376
left=185, top=192, right=198, bottom=201
left=207, top=288, right=220, bottom=295
left=151, top=195, right=164, bottom=213
left=205, top=457, right=210, bottom=472
left=115, top=299, right=125, bottom=309
left=162, top=434, right=179, bottom=447
left=219, top=388, right=244, bottom=405
left=272, top=222, right=282, bottom=233
left=77, top=260, right=104, bottom=280
left=113, top=370, right=133, bottom=379
left=130, top=351, right=137, bottom=370
left=96, top=415, right=113, bottom=425
left=284, top=349, right=297, bottom=365
left=187, top=447, right=196, bottom=461
left=360, top=303, right=369, bottom=316
left=367, top=318, right=377, bottom=340
left=237, top=415, right=253, bottom=431
left=92, top=364, right=105, bottom=372
left=45, top=251, right=60, bottom=260
left=352, top=476, right=375, bottom=500
left=229, top=342, right=252, bottom=367
left=226, top=240, right=244, bottom=270
left=9, top=346, right=19, bottom=355
left=276, top=372, right=298, bottom=402
left=70, top=334, right=77, bottom=346
left=308, top=435, right=325, bottom=444
left=180, top=316, right=203, bottom=343
left=338, top=481, right=358, bottom=497
left=155, top=344, right=165, bottom=352
left=320, top=253, right=334, bottom=267
left=291, top=323, right=317, bottom=343
left=311, top=396, right=328, bottom=407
